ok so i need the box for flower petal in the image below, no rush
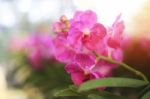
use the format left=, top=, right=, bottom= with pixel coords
left=65, top=64, right=82, bottom=73
left=111, top=48, right=123, bottom=62
left=75, top=53, right=95, bottom=68
left=91, top=23, right=107, bottom=39
left=107, top=37, right=120, bottom=48
left=67, top=26, right=83, bottom=50
left=28, top=50, right=42, bottom=70
left=71, top=72, right=85, bottom=86
left=52, top=37, right=75, bottom=63
left=94, top=60, right=114, bottom=76
left=55, top=49, right=75, bottom=63
left=80, top=10, right=97, bottom=28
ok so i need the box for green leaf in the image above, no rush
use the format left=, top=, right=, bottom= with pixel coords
left=88, top=94, right=107, bottom=99
left=54, top=88, right=80, bottom=97
left=79, top=77, right=148, bottom=92
left=141, top=90, right=150, bottom=99
left=69, top=85, right=78, bottom=91
left=88, top=94, right=127, bottom=99
left=87, top=90, right=127, bottom=99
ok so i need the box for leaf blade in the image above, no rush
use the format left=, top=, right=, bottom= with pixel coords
left=54, top=88, right=80, bottom=97
left=88, top=94, right=107, bottom=99
left=141, top=90, right=150, bottom=99
left=88, top=90, right=127, bottom=99
left=79, top=77, right=148, bottom=92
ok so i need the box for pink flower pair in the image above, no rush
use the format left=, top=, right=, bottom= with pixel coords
left=26, top=33, right=53, bottom=70
left=65, top=53, right=113, bottom=85
left=11, top=33, right=53, bottom=70
left=52, top=10, right=125, bottom=86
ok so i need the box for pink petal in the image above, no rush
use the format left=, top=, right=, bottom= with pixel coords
left=52, top=37, right=75, bottom=63
left=111, top=14, right=125, bottom=41
left=94, top=60, right=116, bottom=76
left=72, top=10, right=97, bottom=28
left=55, top=49, right=75, bottom=63
left=65, top=64, right=95, bottom=86
left=65, top=64, right=83, bottom=86
left=111, top=48, right=123, bottom=62
left=70, top=21, right=85, bottom=31
left=92, top=39, right=108, bottom=55
left=67, top=27, right=83, bottom=50
left=80, top=10, right=97, bottom=28
left=91, top=23, right=107, bottom=39
left=83, top=23, right=107, bottom=52
left=28, top=51, right=43, bottom=70
left=75, top=53, right=95, bottom=68
left=84, top=23, right=107, bottom=51
left=65, top=64, right=82, bottom=74
left=71, top=72, right=85, bottom=86
left=107, top=37, right=120, bottom=49
left=72, top=11, right=83, bottom=21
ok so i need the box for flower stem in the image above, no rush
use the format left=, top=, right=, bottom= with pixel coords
left=98, top=55, right=149, bottom=82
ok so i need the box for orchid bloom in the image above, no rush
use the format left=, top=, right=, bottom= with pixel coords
left=52, top=10, right=125, bottom=86
left=26, top=33, right=53, bottom=70
left=65, top=54, right=112, bottom=85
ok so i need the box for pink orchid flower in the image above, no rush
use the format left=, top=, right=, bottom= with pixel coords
left=26, top=33, right=53, bottom=70
left=52, top=10, right=125, bottom=87
left=68, top=10, right=107, bottom=53
left=65, top=54, right=112, bottom=86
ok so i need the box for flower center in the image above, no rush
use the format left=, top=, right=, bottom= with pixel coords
left=83, top=28, right=90, bottom=35
left=84, top=68, right=91, bottom=76
left=84, top=71, right=90, bottom=76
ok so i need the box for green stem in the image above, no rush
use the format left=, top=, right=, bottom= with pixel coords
left=97, top=55, right=149, bottom=82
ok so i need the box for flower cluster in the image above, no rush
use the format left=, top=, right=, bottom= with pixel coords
left=11, top=33, right=53, bottom=70
left=52, top=10, right=125, bottom=86
left=26, top=33, right=53, bottom=70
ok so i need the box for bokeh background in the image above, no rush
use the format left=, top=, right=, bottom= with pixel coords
left=0, top=0, right=150, bottom=99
